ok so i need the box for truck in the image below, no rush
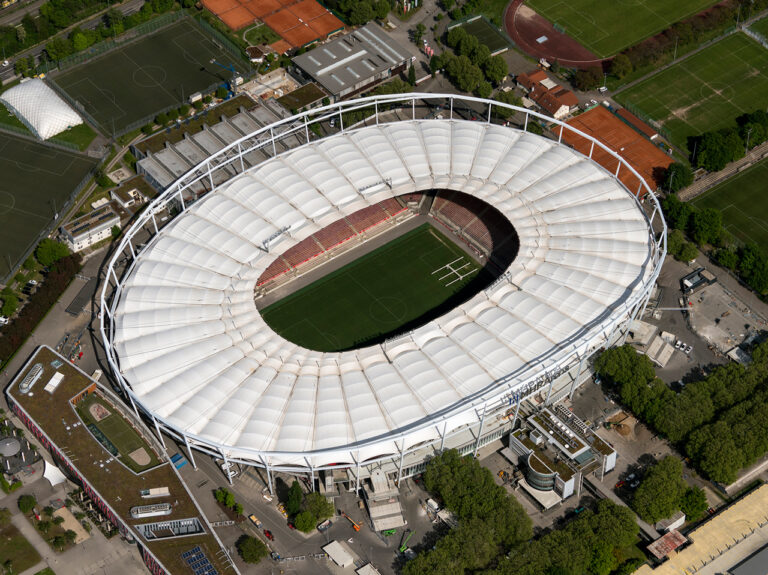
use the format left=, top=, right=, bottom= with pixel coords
left=248, top=514, right=262, bottom=528
left=170, top=453, right=187, bottom=469
left=341, top=511, right=360, bottom=531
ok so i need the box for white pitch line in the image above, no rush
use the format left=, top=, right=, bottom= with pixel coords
left=432, top=257, right=464, bottom=275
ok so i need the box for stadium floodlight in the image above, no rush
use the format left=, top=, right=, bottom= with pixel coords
left=100, top=94, right=665, bottom=492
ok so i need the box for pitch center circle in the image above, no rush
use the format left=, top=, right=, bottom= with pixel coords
left=132, top=66, right=168, bottom=88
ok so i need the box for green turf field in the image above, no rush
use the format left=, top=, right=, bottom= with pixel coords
left=53, top=19, right=248, bottom=135
left=615, top=33, right=768, bottom=153
left=691, top=157, right=768, bottom=250
left=749, top=15, right=768, bottom=39
left=76, top=394, right=159, bottom=473
left=0, top=133, right=98, bottom=280
left=262, top=224, right=488, bottom=352
left=460, top=17, right=510, bottom=54
left=527, top=0, right=718, bottom=57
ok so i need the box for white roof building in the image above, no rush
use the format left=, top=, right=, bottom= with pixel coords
left=102, top=96, right=665, bottom=487
left=0, top=79, right=83, bottom=140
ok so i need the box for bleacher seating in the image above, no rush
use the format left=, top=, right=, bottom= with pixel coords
left=380, top=197, right=406, bottom=218
left=257, top=256, right=290, bottom=286
left=346, top=204, right=391, bottom=233
left=399, top=192, right=423, bottom=205
left=282, top=236, right=324, bottom=268
left=313, top=218, right=356, bottom=251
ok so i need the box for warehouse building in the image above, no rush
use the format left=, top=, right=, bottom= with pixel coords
left=292, top=22, right=412, bottom=101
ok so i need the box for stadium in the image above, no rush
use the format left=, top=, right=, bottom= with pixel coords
left=99, top=94, right=666, bottom=492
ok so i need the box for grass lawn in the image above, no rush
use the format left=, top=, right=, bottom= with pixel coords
left=0, top=521, right=42, bottom=572
left=243, top=23, right=280, bottom=45
left=690, top=157, right=768, bottom=251
left=75, top=393, right=160, bottom=473
left=749, top=15, right=768, bottom=39
left=465, top=0, right=513, bottom=27
left=460, top=16, right=509, bottom=53
left=0, top=133, right=98, bottom=280
left=527, top=0, right=718, bottom=57
left=262, top=224, right=489, bottom=352
left=34, top=569, right=56, bottom=575
left=54, top=19, right=249, bottom=135
left=52, top=123, right=98, bottom=151
left=615, top=33, right=768, bottom=153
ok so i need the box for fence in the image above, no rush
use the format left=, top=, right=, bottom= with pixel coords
left=196, top=16, right=251, bottom=65
left=744, top=25, right=768, bottom=49
left=56, top=10, right=185, bottom=71
left=621, top=101, right=672, bottom=143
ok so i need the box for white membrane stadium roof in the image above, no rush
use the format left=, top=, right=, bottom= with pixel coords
left=0, top=79, right=82, bottom=140
left=112, top=120, right=654, bottom=467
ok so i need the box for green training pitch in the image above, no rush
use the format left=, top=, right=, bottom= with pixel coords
left=0, top=133, right=98, bottom=279
left=691, top=157, right=768, bottom=251
left=749, top=15, right=768, bottom=39
left=527, top=0, right=718, bottom=57
left=261, top=224, right=489, bottom=352
left=615, top=33, right=768, bottom=153
left=53, top=19, right=248, bottom=135
left=460, top=17, right=509, bottom=54
left=76, top=394, right=160, bottom=473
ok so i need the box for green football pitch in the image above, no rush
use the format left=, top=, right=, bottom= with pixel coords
left=748, top=15, right=768, bottom=39
left=615, top=33, right=768, bottom=153
left=77, top=394, right=159, bottom=472
left=261, top=224, right=489, bottom=352
left=691, top=157, right=768, bottom=251
left=53, top=19, right=248, bottom=135
left=0, top=133, right=97, bottom=280
left=460, top=17, right=510, bottom=54
left=527, top=0, right=718, bottom=57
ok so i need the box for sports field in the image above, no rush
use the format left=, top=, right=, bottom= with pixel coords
left=691, top=157, right=768, bottom=250
left=262, top=224, right=488, bottom=352
left=76, top=393, right=159, bottom=473
left=615, top=33, right=768, bottom=153
left=0, top=133, right=97, bottom=280
left=53, top=19, right=248, bottom=135
left=460, top=17, right=510, bottom=54
left=527, top=0, right=718, bottom=57
left=749, top=15, right=768, bottom=39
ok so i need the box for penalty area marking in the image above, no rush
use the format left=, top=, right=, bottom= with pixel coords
left=433, top=257, right=475, bottom=287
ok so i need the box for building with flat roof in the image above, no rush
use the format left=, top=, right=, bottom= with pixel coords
left=292, top=22, right=412, bottom=101
left=730, top=544, right=768, bottom=575
left=60, top=205, right=119, bottom=252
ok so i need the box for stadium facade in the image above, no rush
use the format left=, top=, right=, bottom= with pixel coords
left=100, top=94, right=666, bottom=493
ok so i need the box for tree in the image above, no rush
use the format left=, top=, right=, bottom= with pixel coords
left=739, top=243, right=768, bottom=294
left=661, top=193, right=693, bottom=230
left=224, top=492, right=236, bottom=509
left=349, top=1, right=374, bottom=25
left=492, top=90, right=521, bottom=119
left=71, top=31, right=88, bottom=52
left=52, top=515, right=65, bottom=525
left=470, top=44, right=490, bottom=67
left=215, top=86, right=228, bottom=99
left=695, top=128, right=744, bottom=171
left=677, top=242, right=699, bottom=262
left=51, top=535, right=66, bottom=551
left=594, top=345, right=655, bottom=389
left=236, top=535, right=268, bottom=563
left=1, top=294, right=18, bottom=317
left=715, top=248, right=739, bottom=270
left=111, top=225, right=121, bottom=240
left=13, top=57, right=29, bottom=77
left=408, top=63, right=416, bottom=86
left=446, top=26, right=467, bottom=49
left=374, top=0, right=390, bottom=20
left=441, top=0, right=454, bottom=10
left=43, top=505, right=54, bottom=517
left=667, top=229, right=685, bottom=258
left=680, top=486, right=707, bottom=521
left=475, top=80, right=492, bottom=99
left=610, top=53, right=633, bottom=79
left=303, top=492, right=334, bottom=521
left=631, top=457, right=687, bottom=523
left=37, top=520, right=51, bottom=533
left=458, top=34, right=479, bottom=59
left=414, top=23, right=426, bottom=45
left=234, top=503, right=243, bottom=516
left=483, top=55, right=507, bottom=85
left=689, top=207, right=722, bottom=245
left=663, top=162, right=693, bottom=192
left=17, top=494, right=36, bottom=514
left=64, top=529, right=77, bottom=544
left=294, top=510, right=316, bottom=532
left=214, top=488, right=227, bottom=504
left=286, top=480, right=303, bottom=515
left=446, top=55, right=484, bottom=93
left=572, top=67, right=603, bottom=90
left=35, top=239, right=70, bottom=267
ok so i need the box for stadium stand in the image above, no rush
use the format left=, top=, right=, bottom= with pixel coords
left=347, top=203, right=392, bottom=233
left=313, top=218, right=356, bottom=251
left=282, top=236, right=324, bottom=269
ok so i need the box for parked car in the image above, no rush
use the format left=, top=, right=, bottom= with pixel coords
left=28, top=279, right=37, bottom=286
left=615, top=480, right=626, bottom=489
left=685, top=345, right=693, bottom=355
left=675, top=340, right=684, bottom=350
left=248, top=514, right=262, bottom=528
left=263, top=529, right=274, bottom=541
left=0, top=316, right=8, bottom=325
left=630, top=480, right=640, bottom=489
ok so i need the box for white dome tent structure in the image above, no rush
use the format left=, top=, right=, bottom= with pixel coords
left=0, top=78, right=83, bottom=140
left=100, top=94, right=666, bottom=493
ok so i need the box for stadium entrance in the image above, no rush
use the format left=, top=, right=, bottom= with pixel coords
left=257, top=191, right=519, bottom=352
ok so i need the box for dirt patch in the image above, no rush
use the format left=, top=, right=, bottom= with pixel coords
left=53, top=507, right=90, bottom=544
left=504, top=0, right=608, bottom=69
left=89, top=402, right=110, bottom=422
left=129, top=447, right=151, bottom=466
left=608, top=411, right=637, bottom=438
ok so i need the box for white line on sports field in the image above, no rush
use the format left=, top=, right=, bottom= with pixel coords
left=433, top=257, right=476, bottom=286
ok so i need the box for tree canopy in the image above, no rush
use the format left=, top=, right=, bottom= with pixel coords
left=631, top=456, right=686, bottom=523
left=35, top=239, right=70, bottom=267
left=236, top=535, right=268, bottom=563
left=662, top=162, right=693, bottom=193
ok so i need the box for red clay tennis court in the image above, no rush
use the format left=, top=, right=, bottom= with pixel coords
left=243, top=0, right=281, bottom=19
left=563, top=106, right=672, bottom=195
left=218, top=4, right=256, bottom=30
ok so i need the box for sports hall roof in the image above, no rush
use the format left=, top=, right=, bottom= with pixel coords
left=111, top=120, right=655, bottom=468
left=0, top=79, right=82, bottom=140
